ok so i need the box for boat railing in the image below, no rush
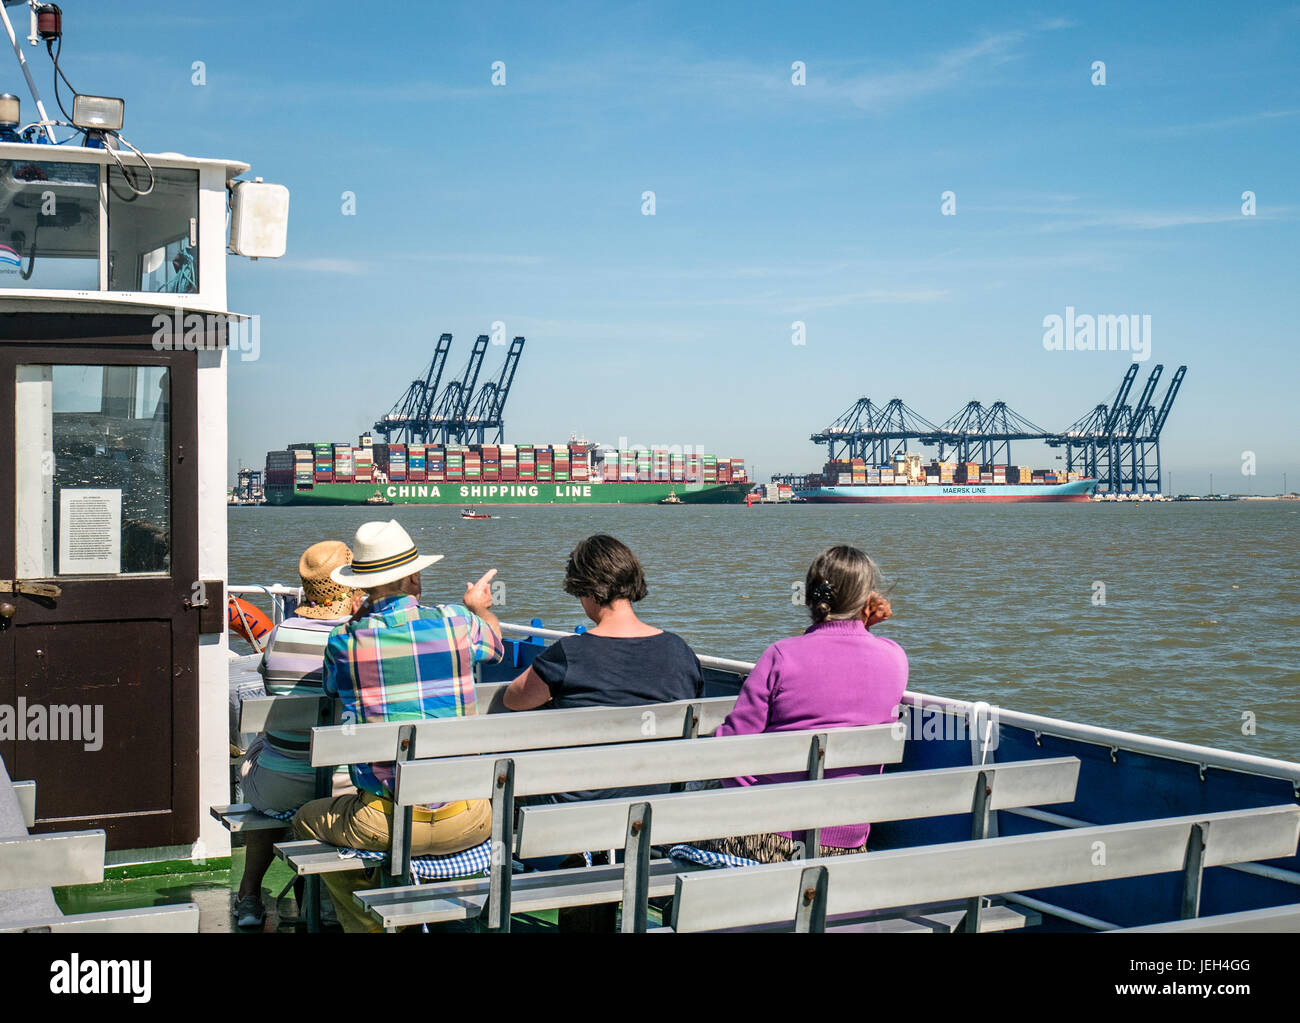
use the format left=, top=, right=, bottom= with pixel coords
left=226, top=584, right=1300, bottom=789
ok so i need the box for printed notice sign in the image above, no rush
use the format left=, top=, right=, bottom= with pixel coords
left=58, top=489, right=122, bottom=575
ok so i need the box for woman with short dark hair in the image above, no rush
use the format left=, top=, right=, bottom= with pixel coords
left=696, top=544, right=907, bottom=863
left=505, top=534, right=702, bottom=722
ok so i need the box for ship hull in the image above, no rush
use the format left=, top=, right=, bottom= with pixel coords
left=796, top=481, right=1096, bottom=503
left=265, top=481, right=752, bottom=506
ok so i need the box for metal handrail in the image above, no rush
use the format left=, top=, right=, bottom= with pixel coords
left=223, top=591, right=1300, bottom=787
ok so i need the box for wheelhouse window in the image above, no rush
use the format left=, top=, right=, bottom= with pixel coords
left=0, top=158, right=100, bottom=290
left=15, top=363, right=171, bottom=577
left=108, top=166, right=199, bottom=293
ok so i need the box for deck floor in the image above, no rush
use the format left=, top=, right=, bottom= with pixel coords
left=54, top=850, right=563, bottom=933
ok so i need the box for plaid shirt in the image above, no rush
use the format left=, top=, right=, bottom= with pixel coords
left=323, top=594, right=503, bottom=801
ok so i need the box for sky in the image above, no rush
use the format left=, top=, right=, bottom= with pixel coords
left=12, top=1, right=1300, bottom=492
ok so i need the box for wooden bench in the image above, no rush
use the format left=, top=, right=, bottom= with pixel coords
left=357, top=756, right=1080, bottom=932
left=267, top=694, right=740, bottom=929
left=213, top=679, right=591, bottom=838
left=0, top=774, right=199, bottom=934
left=1112, top=902, right=1300, bottom=933
left=665, top=804, right=1300, bottom=932
left=331, top=723, right=905, bottom=931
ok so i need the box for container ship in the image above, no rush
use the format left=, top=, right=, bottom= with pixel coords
left=263, top=438, right=751, bottom=506
left=796, top=454, right=1096, bottom=503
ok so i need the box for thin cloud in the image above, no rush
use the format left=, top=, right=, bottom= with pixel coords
left=1152, top=109, right=1300, bottom=137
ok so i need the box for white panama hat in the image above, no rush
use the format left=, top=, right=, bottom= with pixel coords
left=330, top=519, right=443, bottom=588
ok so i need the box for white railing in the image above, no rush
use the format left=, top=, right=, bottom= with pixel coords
left=226, top=586, right=1300, bottom=787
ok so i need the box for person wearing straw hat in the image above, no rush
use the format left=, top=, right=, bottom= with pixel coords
left=293, top=519, right=502, bottom=933
left=235, top=540, right=362, bottom=930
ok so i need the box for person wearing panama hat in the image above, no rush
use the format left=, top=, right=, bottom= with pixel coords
left=234, top=539, right=362, bottom=929
left=293, top=519, right=503, bottom=933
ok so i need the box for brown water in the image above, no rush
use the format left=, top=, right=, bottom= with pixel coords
left=228, top=501, right=1300, bottom=762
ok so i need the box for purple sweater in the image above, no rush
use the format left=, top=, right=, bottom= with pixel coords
left=715, top=619, right=909, bottom=849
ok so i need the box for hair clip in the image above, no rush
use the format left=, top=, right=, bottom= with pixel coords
left=811, top=580, right=836, bottom=604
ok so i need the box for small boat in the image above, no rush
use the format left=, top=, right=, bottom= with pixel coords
left=658, top=490, right=684, bottom=505
left=365, top=491, right=393, bottom=506
left=461, top=508, right=492, bottom=519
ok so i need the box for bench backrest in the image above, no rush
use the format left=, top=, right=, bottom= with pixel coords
left=669, top=804, right=1300, bottom=932
left=513, top=757, right=1080, bottom=858
left=0, top=831, right=107, bottom=893
left=239, top=681, right=515, bottom=733
left=309, top=697, right=738, bottom=767
left=394, top=725, right=904, bottom=806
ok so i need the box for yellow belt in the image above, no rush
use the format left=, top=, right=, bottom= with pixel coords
left=362, top=793, right=470, bottom=823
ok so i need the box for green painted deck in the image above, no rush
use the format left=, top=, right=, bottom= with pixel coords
left=54, top=851, right=565, bottom=933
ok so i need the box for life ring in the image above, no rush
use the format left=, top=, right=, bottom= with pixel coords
left=228, top=596, right=274, bottom=650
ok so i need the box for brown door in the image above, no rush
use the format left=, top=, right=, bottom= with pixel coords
left=0, top=321, right=200, bottom=850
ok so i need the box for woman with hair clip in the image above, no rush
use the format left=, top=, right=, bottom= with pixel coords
left=698, top=544, right=908, bottom=863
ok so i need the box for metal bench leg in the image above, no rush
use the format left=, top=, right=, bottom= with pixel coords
left=621, top=802, right=652, bottom=933
left=795, top=865, right=829, bottom=933
left=304, top=876, right=321, bottom=933
left=960, top=769, right=995, bottom=933
left=797, top=733, right=827, bottom=859
left=1181, top=822, right=1209, bottom=919
left=485, top=758, right=515, bottom=932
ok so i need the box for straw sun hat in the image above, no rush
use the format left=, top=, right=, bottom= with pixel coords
left=296, top=540, right=357, bottom=619
left=329, top=519, right=443, bottom=589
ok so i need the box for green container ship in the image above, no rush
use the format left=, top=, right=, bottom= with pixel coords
left=263, top=438, right=752, bottom=506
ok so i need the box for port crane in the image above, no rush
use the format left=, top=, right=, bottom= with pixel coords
left=462, top=336, right=526, bottom=444
left=810, top=398, right=940, bottom=464
left=373, top=332, right=452, bottom=444
left=428, top=334, right=490, bottom=444
left=807, top=364, right=1186, bottom=492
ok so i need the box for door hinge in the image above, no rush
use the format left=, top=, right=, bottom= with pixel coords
left=0, top=580, right=62, bottom=598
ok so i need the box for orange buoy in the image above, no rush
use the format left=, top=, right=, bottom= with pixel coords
left=228, top=596, right=274, bottom=650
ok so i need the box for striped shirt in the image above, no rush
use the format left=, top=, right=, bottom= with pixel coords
left=323, top=594, right=503, bottom=802
left=254, top=615, right=350, bottom=778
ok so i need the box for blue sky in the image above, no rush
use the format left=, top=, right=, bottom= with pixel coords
left=25, top=1, right=1300, bottom=491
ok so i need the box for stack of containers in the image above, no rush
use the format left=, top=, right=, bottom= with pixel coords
left=518, top=445, right=536, bottom=481
left=314, top=442, right=333, bottom=482
left=603, top=456, right=619, bottom=482
left=881, top=466, right=896, bottom=484
left=553, top=445, right=570, bottom=483
left=408, top=443, right=427, bottom=482
left=669, top=453, right=685, bottom=482
left=482, top=445, right=500, bottom=482
left=1031, top=470, right=1046, bottom=484
left=938, top=461, right=956, bottom=484
left=465, top=448, right=482, bottom=482
left=445, top=446, right=465, bottom=482
left=570, top=443, right=589, bottom=481
left=353, top=446, right=374, bottom=483
left=635, top=449, right=651, bottom=483
left=426, top=445, right=444, bottom=482
left=266, top=449, right=295, bottom=490
left=867, top=466, right=882, bottom=485
left=925, top=461, right=941, bottom=485
left=293, top=450, right=313, bottom=489
left=388, top=443, right=407, bottom=481
left=851, top=457, right=867, bottom=485
left=702, top=455, right=717, bottom=483
left=620, top=450, right=636, bottom=482
left=536, top=446, right=554, bottom=482
left=992, top=464, right=1007, bottom=485
left=652, top=449, right=670, bottom=482
left=956, top=462, right=980, bottom=483
left=717, top=461, right=733, bottom=483
left=1066, top=471, right=1079, bottom=482
left=685, top=453, right=701, bottom=483
left=979, top=464, right=994, bottom=484
left=333, top=443, right=354, bottom=482
left=501, top=444, right=518, bottom=482
left=731, top=458, right=747, bottom=481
